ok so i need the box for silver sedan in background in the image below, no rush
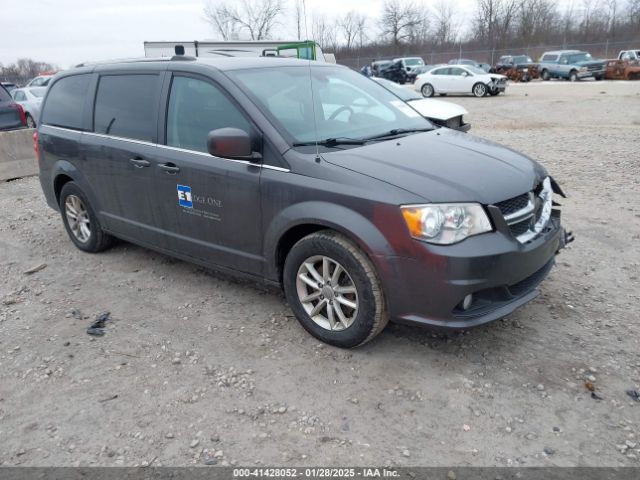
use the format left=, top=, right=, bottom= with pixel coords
left=11, top=87, right=46, bottom=128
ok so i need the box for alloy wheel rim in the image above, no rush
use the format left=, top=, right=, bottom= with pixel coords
left=65, top=195, right=91, bottom=243
left=422, top=85, right=433, bottom=96
left=296, top=255, right=359, bottom=331
left=474, top=84, right=485, bottom=96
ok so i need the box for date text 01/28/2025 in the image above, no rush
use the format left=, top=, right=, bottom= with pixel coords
left=232, top=467, right=400, bottom=477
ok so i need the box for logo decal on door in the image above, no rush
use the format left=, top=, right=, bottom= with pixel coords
left=177, top=184, right=193, bottom=208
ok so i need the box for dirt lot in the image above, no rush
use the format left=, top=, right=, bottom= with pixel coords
left=1, top=80, right=639, bottom=468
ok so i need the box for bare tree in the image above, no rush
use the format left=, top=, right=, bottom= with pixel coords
left=203, top=0, right=284, bottom=40
left=312, top=15, right=338, bottom=51
left=431, top=0, right=459, bottom=45
left=379, top=0, right=427, bottom=48
left=293, top=0, right=303, bottom=40
left=338, top=11, right=367, bottom=49
left=629, top=0, right=640, bottom=26
left=203, top=1, right=237, bottom=40
left=473, top=0, right=518, bottom=49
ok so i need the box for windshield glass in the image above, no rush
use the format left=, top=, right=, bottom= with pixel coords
left=568, top=53, right=592, bottom=63
left=373, top=78, right=421, bottom=101
left=465, top=66, right=486, bottom=75
left=404, top=58, right=424, bottom=66
left=229, top=66, right=430, bottom=144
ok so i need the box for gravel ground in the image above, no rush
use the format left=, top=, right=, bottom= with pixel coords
left=1, top=80, right=639, bottom=468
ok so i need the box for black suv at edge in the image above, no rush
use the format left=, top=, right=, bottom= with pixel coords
left=36, top=57, right=571, bottom=347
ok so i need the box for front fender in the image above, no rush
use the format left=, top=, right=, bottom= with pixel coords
left=263, top=201, right=399, bottom=282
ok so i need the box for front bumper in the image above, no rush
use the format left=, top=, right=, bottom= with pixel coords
left=377, top=212, right=569, bottom=329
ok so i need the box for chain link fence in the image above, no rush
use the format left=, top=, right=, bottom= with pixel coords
left=337, top=39, right=639, bottom=69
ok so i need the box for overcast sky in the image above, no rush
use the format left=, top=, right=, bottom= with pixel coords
left=0, top=0, right=484, bottom=68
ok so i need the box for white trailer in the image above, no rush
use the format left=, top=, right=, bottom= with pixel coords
left=143, top=40, right=334, bottom=63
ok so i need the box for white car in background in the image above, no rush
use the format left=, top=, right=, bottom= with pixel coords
left=11, top=87, right=47, bottom=127
left=415, top=65, right=508, bottom=98
left=371, top=77, right=470, bottom=132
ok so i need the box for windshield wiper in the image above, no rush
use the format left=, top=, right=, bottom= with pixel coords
left=292, top=137, right=366, bottom=147
left=362, top=127, right=434, bottom=142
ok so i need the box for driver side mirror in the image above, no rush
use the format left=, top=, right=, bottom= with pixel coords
left=207, top=128, right=262, bottom=162
left=462, top=71, right=469, bottom=77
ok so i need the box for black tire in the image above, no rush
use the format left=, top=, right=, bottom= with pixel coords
left=595, top=75, right=603, bottom=81
left=569, top=70, right=578, bottom=82
left=25, top=114, right=36, bottom=128
left=472, top=82, right=487, bottom=97
left=420, top=83, right=434, bottom=97
left=283, top=231, right=388, bottom=348
left=541, top=69, right=550, bottom=81
left=59, top=182, right=113, bottom=253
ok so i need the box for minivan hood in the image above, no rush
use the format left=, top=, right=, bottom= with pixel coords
left=322, top=129, right=546, bottom=204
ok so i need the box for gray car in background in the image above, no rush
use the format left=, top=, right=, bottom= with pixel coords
left=0, top=83, right=26, bottom=131
left=12, top=87, right=46, bottom=128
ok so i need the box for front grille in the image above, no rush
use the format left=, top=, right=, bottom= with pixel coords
left=495, top=193, right=530, bottom=216
left=493, top=183, right=551, bottom=242
left=587, top=64, right=602, bottom=72
left=508, top=260, right=554, bottom=297
left=508, top=219, right=531, bottom=237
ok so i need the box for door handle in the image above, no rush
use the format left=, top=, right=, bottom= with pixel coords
left=158, top=162, right=180, bottom=174
left=129, top=158, right=150, bottom=168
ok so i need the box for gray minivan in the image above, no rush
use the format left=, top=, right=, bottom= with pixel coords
left=36, top=57, right=571, bottom=347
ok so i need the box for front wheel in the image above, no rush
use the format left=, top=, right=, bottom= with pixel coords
left=421, top=83, right=434, bottom=97
left=569, top=70, right=578, bottom=82
left=472, top=82, right=487, bottom=97
left=283, top=231, right=388, bottom=348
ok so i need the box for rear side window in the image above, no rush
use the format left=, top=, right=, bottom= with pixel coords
left=541, top=54, right=558, bottom=62
left=41, top=74, right=91, bottom=130
left=94, top=74, right=159, bottom=142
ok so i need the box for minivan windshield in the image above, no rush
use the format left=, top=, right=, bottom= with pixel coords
left=228, top=65, right=431, bottom=145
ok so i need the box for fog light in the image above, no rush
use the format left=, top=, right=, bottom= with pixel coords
left=461, top=294, right=473, bottom=310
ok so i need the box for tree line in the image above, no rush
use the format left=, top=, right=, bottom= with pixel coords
left=203, top=0, right=640, bottom=62
left=0, top=58, right=57, bottom=85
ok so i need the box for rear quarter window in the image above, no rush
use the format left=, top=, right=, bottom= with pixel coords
left=41, top=74, right=91, bottom=130
left=541, top=55, right=558, bottom=62
left=94, top=74, right=159, bottom=142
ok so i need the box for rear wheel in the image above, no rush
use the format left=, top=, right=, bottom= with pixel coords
left=26, top=114, right=36, bottom=128
left=59, top=182, right=113, bottom=253
left=420, top=83, right=434, bottom=97
left=283, top=231, right=388, bottom=348
left=541, top=69, right=550, bottom=81
left=472, top=82, right=487, bottom=97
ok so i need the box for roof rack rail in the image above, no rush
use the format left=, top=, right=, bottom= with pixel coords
left=74, top=57, right=188, bottom=68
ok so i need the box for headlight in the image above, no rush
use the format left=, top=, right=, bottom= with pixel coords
left=401, top=203, right=493, bottom=245
left=580, top=67, right=588, bottom=72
